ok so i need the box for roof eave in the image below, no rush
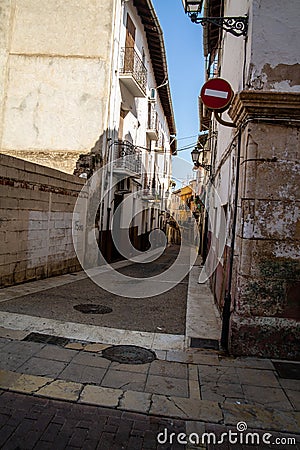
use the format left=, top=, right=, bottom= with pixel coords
left=133, top=0, right=176, bottom=137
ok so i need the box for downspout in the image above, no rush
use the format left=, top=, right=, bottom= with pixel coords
left=221, top=127, right=241, bottom=350
left=105, top=0, right=123, bottom=260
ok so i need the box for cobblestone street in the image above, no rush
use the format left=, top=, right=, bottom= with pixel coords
left=0, top=390, right=186, bottom=450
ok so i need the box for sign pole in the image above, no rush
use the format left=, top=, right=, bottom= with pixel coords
left=214, top=111, right=236, bottom=128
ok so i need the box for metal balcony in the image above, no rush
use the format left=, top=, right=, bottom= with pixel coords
left=119, top=47, right=147, bottom=97
left=113, top=141, right=142, bottom=178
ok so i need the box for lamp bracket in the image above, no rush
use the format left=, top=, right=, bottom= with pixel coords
left=214, top=111, right=236, bottom=128
left=195, top=162, right=211, bottom=172
left=190, top=14, right=248, bottom=37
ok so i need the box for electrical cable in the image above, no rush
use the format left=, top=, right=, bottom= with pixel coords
left=176, top=134, right=199, bottom=141
left=176, top=142, right=198, bottom=152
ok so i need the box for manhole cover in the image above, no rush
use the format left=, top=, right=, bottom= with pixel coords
left=73, top=304, right=113, bottom=314
left=102, top=345, right=156, bottom=364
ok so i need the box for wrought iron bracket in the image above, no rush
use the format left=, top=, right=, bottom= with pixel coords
left=214, top=111, right=236, bottom=128
left=190, top=14, right=248, bottom=37
left=194, top=162, right=211, bottom=172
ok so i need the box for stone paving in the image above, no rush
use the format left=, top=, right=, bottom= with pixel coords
left=0, top=390, right=186, bottom=450
left=0, top=253, right=299, bottom=448
left=0, top=327, right=299, bottom=449
left=186, top=264, right=221, bottom=345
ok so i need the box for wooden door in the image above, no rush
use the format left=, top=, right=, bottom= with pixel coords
left=125, top=14, right=136, bottom=72
left=118, top=108, right=126, bottom=141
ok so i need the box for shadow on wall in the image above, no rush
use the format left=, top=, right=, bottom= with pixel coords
left=73, top=130, right=162, bottom=265
left=0, top=153, right=85, bottom=287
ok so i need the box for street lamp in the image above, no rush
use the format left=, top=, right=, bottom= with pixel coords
left=182, top=0, right=248, bottom=37
left=181, top=0, right=203, bottom=15
left=191, top=147, right=201, bottom=166
left=191, top=147, right=211, bottom=172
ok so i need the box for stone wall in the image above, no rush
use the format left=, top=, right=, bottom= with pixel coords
left=228, top=91, right=300, bottom=360
left=0, top=154, right=85, bottom=286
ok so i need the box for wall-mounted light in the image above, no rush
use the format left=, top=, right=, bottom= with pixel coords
left=182, top=0, right=203, bottom=14
left=182, top=0, right=248, bottom=37
left=191, top=147, right=211, bottom=172
left=191, top=147, right=201, bottom=165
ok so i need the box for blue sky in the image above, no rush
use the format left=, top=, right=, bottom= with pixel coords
left=152, top=0, right=205, bottom=184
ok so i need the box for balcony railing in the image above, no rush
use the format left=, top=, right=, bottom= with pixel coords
left=113, top=141, right=141, bottom=178
left=119, top=47, right=147, bottom=97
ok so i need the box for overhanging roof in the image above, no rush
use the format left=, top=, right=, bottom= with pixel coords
left=133, top=0, right=176, bottom=137
left=203, top=0, right=222, bottom=59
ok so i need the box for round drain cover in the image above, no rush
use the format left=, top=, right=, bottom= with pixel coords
left=73, top=304, right=113, bottom=314
left=102, top=345, right=156, bottom=364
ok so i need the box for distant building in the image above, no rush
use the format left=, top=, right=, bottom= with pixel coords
left=169, top=182, right=200, bottom=245
left=195, top=0, right=300, bottom=359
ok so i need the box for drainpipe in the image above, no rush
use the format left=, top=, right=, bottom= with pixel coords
left=221, top=127, right=241, bottom=350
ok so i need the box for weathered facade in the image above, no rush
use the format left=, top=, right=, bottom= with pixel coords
left=0, top=0, right=176, bottom=263
left=0, top=0, right=115, bottom=173
left=0, top=0, right=175, bottom=166
left=95, top=0, right=176, bottom=261
left=0, top=153, right=84, bottom=286
left=196, top=0, right=300, bottom=359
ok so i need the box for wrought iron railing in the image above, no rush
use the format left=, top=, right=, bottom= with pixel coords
left=113, top=141, right=141, bottom=176
left=120, top=47, right=147, bottom=95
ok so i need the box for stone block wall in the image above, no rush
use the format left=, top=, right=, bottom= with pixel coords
left=0, top=154, right=85, bottom=286
left=228, top=92, right=300, bottom=360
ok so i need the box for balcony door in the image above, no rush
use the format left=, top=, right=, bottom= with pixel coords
left=118, top=108, right=126, bottom=141
left=125, top=14, right=136, bottom=73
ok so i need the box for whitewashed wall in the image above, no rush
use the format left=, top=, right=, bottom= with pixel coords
left=0, top=0, right=115, bottom=173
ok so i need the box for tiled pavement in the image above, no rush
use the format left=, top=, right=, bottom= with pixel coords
left=0, top=263, right=299, bottom=448
left=0, top=327, right=299, bottom=449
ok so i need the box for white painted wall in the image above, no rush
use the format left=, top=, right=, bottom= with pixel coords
left=2, top=55, right=106, bottom=152
left=104, top=0, right=173, bottom=237
left=250, top=0, right=300, bottom=91
left=223, top=0, right=300, bottom=93
left=1, top=0, right=115, bottom=167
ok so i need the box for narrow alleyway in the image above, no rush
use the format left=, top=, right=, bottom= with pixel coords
left=0, top=246, right=187, bottom=335
left=0, top=246, right=299, bottom=449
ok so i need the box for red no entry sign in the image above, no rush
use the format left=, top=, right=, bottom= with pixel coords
left=200, top=78, right=233, bottom=111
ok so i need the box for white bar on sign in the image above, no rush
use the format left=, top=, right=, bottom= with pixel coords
left=204, top=88, right=228, bottom=99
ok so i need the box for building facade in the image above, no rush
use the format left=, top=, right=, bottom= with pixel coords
left=195, top=0, right=300, bottom=359
left=0, top=0, right=116, bottom=173
left=0, top=0, right=176, bottom=262
left=97, top=0, right=176, bottom=261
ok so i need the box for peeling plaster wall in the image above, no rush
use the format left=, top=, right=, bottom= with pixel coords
left=0, top=0, right=115, bottom=173
left=217, top=0, right=300, bottom=167
left=209, top=0, right=300, bottom=358
left=224, top=0, right=300, bottom=93
left=249, top=0, right=300, bottom=91
left=231, top=122, right=300, bottom=359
